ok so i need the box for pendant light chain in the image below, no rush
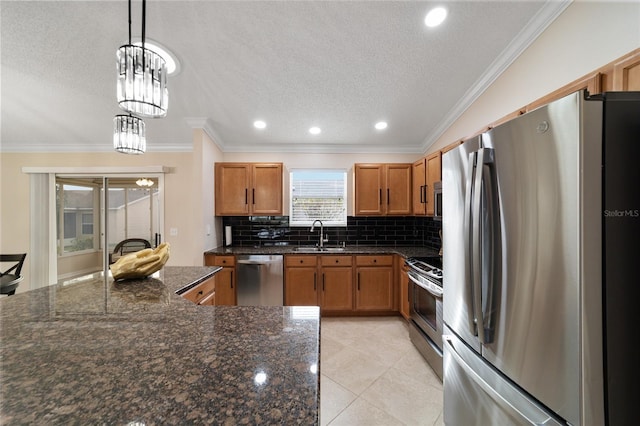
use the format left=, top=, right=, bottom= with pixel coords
left=142, top=0, right=146, bottom=47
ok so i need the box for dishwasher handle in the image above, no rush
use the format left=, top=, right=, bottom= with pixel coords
left=237, top=260, right=267, bottom=266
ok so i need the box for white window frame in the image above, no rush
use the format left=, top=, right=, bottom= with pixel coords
left=289, top=169, right=347, bottom=227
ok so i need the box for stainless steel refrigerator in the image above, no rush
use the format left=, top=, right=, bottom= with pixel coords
left=441, top=90, right=640, bottom=425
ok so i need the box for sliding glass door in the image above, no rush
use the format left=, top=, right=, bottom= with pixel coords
left=106, top=178, right=161, bottom=253
left=55, top=175, right=162, bottom=281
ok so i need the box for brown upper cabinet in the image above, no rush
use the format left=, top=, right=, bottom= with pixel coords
left=412, top=158, right=426, bottom=216
left=412, top=152, right=441, bottom=216
left=354, top=163, right=412, bottom=216
left=215, top=163, right=283, bottom=216
left=613, top=51, right=640, bottom=91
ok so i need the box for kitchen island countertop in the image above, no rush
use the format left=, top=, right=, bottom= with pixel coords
left=0, top=266, right=320, bottom=425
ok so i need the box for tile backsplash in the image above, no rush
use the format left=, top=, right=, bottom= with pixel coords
left=222, top=216, right=442, bottom=250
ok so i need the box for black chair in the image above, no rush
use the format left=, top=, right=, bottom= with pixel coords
left=109, top=239, right=152, bottom=264
left=0, top=253, right=27, bottom=296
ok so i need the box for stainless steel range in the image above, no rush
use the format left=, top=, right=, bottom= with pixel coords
left=406, top=256, right=443, bottom=381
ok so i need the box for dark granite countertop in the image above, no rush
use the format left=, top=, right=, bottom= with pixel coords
left=205, top=245, right=439, bottom=259
left=0, top=266, right=320, bottom=425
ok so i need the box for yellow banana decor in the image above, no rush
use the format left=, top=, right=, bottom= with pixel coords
left=110, top=242, right=170, bottom=281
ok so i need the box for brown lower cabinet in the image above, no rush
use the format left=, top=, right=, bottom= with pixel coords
left=203, top=254, right=236, bottom=305
left=355, top=255, right=394, bottom=311
left=319, top=255, right=353, bottom=312
left=285, top=255, right=353, bottom=312
left=285, top=255, right=318, bottom=306
left=181, top=276, right=216, bottom=305
left=285, top=253, right=395, bottom=314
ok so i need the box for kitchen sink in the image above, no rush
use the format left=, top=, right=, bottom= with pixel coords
left=323, top=247, right=346, bottom=252
left=293, top=247, right=346, bottom=253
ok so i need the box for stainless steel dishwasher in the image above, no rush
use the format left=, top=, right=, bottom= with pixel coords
left=236, top=255, right=284, bottom=306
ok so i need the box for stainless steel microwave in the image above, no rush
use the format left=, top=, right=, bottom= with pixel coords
left=434, top=181, right=442, bottom=219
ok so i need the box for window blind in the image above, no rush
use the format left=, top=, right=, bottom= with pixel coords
left=290, top=170, right=347, bottom=226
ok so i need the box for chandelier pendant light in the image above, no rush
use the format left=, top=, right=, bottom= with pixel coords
left=136, top=178, right=154, bottom=187
left=116, top=0, right=168, bottom=118
left=114, top=114, right=146, bottom=154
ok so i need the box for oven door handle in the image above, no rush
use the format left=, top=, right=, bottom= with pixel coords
left=408, top=272, right=443, bottom=298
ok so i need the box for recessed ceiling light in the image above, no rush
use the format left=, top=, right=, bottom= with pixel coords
left=375, top=121, right=388, bottom=130
left=425, top=7, right=447, bottom=28
left=253, top=120, right=266, bottom=129
left=132, top=38, right=180, bottom=75
left=309, top=127, right=321, bottom=135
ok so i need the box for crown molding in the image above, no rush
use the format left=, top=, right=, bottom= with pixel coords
left=1, top=143, right=191, bottom=153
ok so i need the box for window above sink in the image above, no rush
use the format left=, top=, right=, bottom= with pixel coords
left=289, top=169, right=347, bottom=227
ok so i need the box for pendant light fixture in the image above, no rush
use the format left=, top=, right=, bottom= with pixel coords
left=136, top=178, right=154, bottom=187
left=113, top=114, right=146, bottom=154
left=116, top=0, right=168, bottom=118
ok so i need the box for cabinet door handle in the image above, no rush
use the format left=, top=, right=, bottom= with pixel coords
left=245, top=188, right=248, bottom=205
left=314, top=272, right=317, bottom=291
left=230, top=271, right=233, bottom=288
left=252, top=188, right=255, bottom=205
left=322, top=273, right=325, bottom=291
left=424, top=185, right=428, bottom=204
left=387, top=188, right=390, bottom=205
left=357, top=272, right=360, bottom=290
left=420, top=185, right=425, bottom=203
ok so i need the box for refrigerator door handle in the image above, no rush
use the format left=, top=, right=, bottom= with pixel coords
left=471, top=149, right=485, bottom=344
left=464, top=152, right=478, bottom=336
left=470, top=147, right=498, bottom=345
left=481, top=148, right=498, bottom=344
left=443, top=334, right=560, bottom=425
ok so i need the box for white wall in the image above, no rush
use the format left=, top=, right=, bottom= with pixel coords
left=429, top=1, right=640, bottom=152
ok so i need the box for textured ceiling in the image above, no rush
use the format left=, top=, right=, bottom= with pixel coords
left=0, top=1, right=568, bottom=154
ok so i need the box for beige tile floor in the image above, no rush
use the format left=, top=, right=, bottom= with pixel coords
left=320, top=316, right=444, bottom=426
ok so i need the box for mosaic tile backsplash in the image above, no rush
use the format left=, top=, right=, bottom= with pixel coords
left=222, top=216, right=442, bottom=250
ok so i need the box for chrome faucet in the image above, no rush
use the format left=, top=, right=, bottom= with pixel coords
left=310, top=219, right=328, bottom=248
